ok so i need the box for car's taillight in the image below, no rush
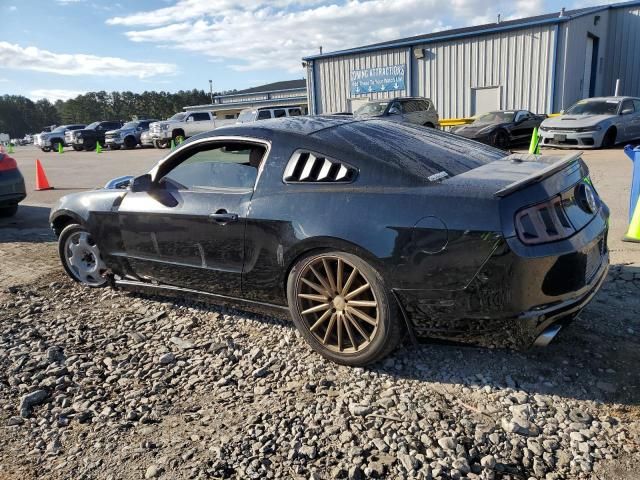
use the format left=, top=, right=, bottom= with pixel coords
left=515, top=196, right=576, bottom=244
left=0, top=155, right=18, bottom=172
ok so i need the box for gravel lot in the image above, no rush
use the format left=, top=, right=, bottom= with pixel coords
left=1, top=144, right=639, bottom=479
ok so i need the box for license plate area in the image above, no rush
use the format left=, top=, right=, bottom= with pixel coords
left=554, top=134, right=567, bottom=141
left=585, top=239, right=604, bottom=281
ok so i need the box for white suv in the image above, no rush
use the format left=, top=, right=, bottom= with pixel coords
left=236, top=106, right=305, bottom=124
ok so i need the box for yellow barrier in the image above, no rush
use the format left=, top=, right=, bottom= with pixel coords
left=440, top=113, right=561, bottom=128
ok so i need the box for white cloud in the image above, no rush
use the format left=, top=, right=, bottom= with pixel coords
left=30, top=89, right=86, bottom=102
left=0, top=42, right=178, bottom=78
left=55, top=0, right=85, bottom=4
left=106, top=0, right=554, bottom=73
left=8, top=5, right=17, bottom=11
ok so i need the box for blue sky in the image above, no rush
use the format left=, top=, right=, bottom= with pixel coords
left=0, top=0, right=609, bottom=102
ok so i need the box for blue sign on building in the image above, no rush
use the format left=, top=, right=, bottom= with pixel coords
left=350, top=64, right=406, bottom=96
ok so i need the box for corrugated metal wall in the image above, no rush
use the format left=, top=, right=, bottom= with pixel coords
left=413, top=25, right=556, bottom=118
left=604, top=6, right=640, bottom=97
left=309, top=26, right=557, bottom=117
left=554, top=10, right=611, bottom=111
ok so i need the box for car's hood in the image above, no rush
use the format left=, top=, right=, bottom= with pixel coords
left=542, top=114, right=613, bottom=128
left=453, top=123, right=502, bottom=137
left=105, top=129, right=122, bottom=135
left=155, top=120, right=174, bottom=127
left=73, top=129, right=95, bottom=136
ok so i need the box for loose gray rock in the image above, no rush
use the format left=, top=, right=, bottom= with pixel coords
left=158, top=352, right=176, bottom=364
left=19, top=389, right=49, bottom=418
left=480, top=455, right=496, bottom=469
left=169, top=337, right=195, bottom=349
left=438, top=436, right=457, bottom=451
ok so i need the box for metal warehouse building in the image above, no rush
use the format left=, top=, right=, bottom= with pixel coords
left=304, top=2, right=640, bottom=118
left=184, top=79, right=308, bottom=119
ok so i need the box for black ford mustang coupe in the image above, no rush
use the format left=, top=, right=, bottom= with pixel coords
left=452, top=110, right=546, bottom=148
left=50, top=116, right=609, bottom=366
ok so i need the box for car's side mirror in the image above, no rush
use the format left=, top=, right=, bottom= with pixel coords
left=131, top=174, right=153, bottom=192
left=388, top=107, right=401, bottom=115
left=621, top=108, right=634, bottom=115
left=104, top=175, right=134, bottom=190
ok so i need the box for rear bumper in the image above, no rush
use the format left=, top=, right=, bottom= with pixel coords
left=0, top=170, right=26, bottom=207
left=396, top=209, right=610, bottom=349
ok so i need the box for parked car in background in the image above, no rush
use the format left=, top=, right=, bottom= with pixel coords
left=34, top=124, right=85, bottom=152
left=452, top=110, right=546, bottom=149
left=140, top=130, right=154, bottom=148
left=149, top=111, right=234, bottom=148
left=105, top=119, right=159, bottom=150
left=539, top=96, right=640, bottom=148
left=0, top=152, right=26, bottom=217
left=353, top=97, right=440, bottom=128
left=50, top=116, right=609, bottom=366
left=69, top=121, right=123, bottom=151
left=236, top=105, right=304, bottom=124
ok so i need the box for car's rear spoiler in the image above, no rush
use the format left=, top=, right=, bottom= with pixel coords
left=494, top=152, right=582, bottom=197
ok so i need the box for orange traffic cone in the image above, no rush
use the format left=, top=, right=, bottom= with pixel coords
left=35, top=159, right=53, bottom=191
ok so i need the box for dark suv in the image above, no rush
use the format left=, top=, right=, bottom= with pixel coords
left=69, top=121, right=123, bottom=151
left=353, top=96, right=440, bottom=128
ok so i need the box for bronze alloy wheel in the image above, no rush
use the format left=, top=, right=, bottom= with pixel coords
left=295, top=255, right=380, bottom=353
left=288, top=251, right=403, bottom=365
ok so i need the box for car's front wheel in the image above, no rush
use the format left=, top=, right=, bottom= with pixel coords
left=124, top=136, right=137, bottom=149
left=58, top=224, right=108, bottom=287
left=601, top=128, right=617, bottom=148
left=287, top=251, right=403, bottom=366
left=491, top=130, right=510, bottom=149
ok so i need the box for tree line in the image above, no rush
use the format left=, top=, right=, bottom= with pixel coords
left=0, top=89, right=235, bottom=138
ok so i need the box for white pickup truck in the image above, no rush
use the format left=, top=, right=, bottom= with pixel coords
left=148, top=111, right=234, bottom=148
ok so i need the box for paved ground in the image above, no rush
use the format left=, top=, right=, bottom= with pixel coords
left=0, top=143, right=638, bottom=479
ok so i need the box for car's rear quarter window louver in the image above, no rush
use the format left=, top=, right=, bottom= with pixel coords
left=283, top=151, right=356, bottom=183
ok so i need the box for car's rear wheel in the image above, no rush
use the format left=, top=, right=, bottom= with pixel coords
left=41, top=147, right=51, bottom=152
left=110, top=144, right=121, bottom=150
left=491, top=130, right=510, bottom=149
left=601, top=128, right=617, bottom=148
left=0, top=205, right=18, bottom=217
left=58, top=224, right=108, bottom=287
left=287, top=252, right=402, bottom=366
left=50, top=141, right=61, bottom=152
left=124, top=136, right=137, bottom=149
left=72, top=146, right=83, bottom=152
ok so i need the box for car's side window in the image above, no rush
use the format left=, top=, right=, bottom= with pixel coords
left=273, top=109, right=287, bottom=118
left=257, top=110, right=272, bottom=120
left=621, top=100, right=634, bottom=114
left=633, top=100, right=640, bottom=112
left=288, top=108, right=302, bottom=116
left=161, top=143, right=266, bottom=191
left=191, top=112, right=211, bottom=122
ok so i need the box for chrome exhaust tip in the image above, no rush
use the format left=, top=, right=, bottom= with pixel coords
left=533, top=324, right=562, bottom=347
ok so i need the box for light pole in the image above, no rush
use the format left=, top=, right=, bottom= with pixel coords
left=209, top=80, right=213, bottom=105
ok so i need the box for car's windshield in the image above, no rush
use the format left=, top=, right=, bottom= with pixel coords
left=566, top=100, right=620, bottom=116
left=122, top=121, right=138, bottom=129
left=354, top=101, right=389, bottom=116
left=473, top=111, right=516, bottom=124
left=85, top=122, right=100, bottom=129
left=52, top=126, right=66, bottom=133
left=237, top=110, right=255, bottom=123
left=169, top=113, right=186, bottom=121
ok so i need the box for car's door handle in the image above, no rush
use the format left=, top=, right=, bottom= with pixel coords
left=209, top=210, right=238, bottom=224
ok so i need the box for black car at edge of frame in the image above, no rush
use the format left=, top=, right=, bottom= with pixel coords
left=49, top=116, right=610, bottom=366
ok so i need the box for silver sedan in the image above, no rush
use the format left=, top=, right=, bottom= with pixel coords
left=539, top=96, right=640, bottom=149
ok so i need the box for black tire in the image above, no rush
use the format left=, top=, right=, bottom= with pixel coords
left=123, top=136, right=137, bottom=149
left=153, top=139, right=169, bottom=149
left=172, top=131, right=185, bottom=143
left=424, top=122, right=435, bottom=128
left=50, top=141, right=61, bottom=152
left=110, top=144, right=121, bottom=150
left=41, top=147, right=51, bottom=153
left=84, top=142, right=95, bottom=151
left=0, top=205, right=18, bottom=217
left=72, top=145, right=83, bottom=152
left=287, top=251, right=403, bottom=366
left=601, top=128, right=617, bottom=149
left=491, top=129, right=510, bottom=149
left=58, top=224, right=108, bottom=288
